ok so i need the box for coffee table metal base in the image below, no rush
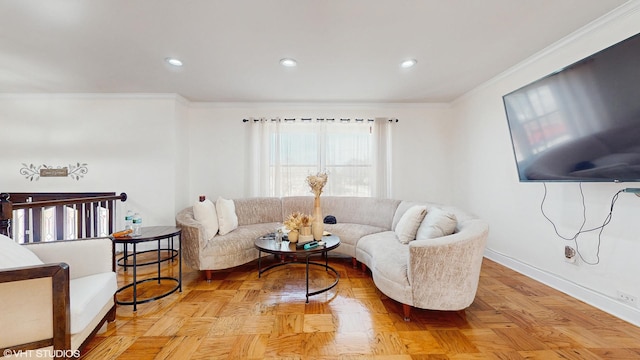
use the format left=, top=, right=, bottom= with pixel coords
left=255, top=235, right=341, bottom=303
left=257, top=252, right=339, bottom=303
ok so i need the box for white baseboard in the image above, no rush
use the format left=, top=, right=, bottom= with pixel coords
left=484, top=248, right=640, bottom=327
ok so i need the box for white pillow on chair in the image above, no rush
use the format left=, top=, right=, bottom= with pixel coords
left=216, top=197, right=238, bottom=235
left=0, top=234, right=44, bottom=270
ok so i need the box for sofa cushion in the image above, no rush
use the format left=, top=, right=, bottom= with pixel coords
left=357, top=231, right=410, bottom=285
left=324, top=223, right=386, bottom=252
left=193, top=199, right=219, bottom=240
left=416, top=207, right=457, bottom=240
left=216, top=197, right=238, bottom=235
left=69, top=272, right=117, bottom=334
left=0, top=234, right=44, bottom=270
left=395, top=205, right=427, bottom=244
left=201, top=223, right=278, bottom=269
left=374, top=243, right=410, bottom=287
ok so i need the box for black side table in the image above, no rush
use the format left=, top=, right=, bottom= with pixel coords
left=112, top=226, right=182, bottom=311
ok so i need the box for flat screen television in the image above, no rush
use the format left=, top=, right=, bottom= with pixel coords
left=502, top=32, right=640, bottom=182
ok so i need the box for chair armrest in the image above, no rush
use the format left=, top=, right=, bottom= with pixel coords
left=408, top=220, right=489, bottom=310
left=24, top=237, right=114, bottom=280
left=0, top=263, right=70, bottom=354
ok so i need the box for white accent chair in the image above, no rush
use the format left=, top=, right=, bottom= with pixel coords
left=0, top=235, right=117, bottom=359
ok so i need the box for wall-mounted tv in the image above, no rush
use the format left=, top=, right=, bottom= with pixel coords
left=503, top=32, right=640, bottom=182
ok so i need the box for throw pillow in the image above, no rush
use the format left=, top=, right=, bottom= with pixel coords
left=216, top=196, right=238, bottom=235
left=395, top=205, right=427, bottom=244
left=193, top=199, right=219, bottom=240
left=0, top=234, right=44, bottom=270
left=416, top=207, right=457, bottom=240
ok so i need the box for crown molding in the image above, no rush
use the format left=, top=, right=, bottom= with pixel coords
left=186, top=101, right=451, bottom=110
left=0, top=93, right=449, bottom=109
left=0, top=93, right=183, bottom=100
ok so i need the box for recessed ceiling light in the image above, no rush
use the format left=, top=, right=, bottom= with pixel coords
left=165, top=57, right=183, bottom=67
left=280, top=58, right=297, bottom=67
left=400, top=59, right=417, bottom=68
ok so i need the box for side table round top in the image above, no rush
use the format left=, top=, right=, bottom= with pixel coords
left=111, top=226, right=181, bottom=243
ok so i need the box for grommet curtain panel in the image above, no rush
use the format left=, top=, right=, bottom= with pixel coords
left=247, top=118, right=393, bottom=198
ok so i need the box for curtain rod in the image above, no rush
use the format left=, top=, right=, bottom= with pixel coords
left=242, top=118, right=399, bottom=123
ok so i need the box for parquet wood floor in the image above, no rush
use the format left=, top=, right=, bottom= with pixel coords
left=81, top=254, right=640, bottom=359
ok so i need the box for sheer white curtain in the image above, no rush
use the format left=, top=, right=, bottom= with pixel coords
left=372, top=117, right=392, bottom=198
left=247, top=118, right=392, bottom=198
left=247, top=119, right=278, bottom=197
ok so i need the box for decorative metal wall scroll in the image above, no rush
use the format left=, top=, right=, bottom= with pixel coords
left=20, top=163, right=88, bottom=181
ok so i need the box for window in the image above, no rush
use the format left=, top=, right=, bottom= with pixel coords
left=248, top=118, right=392, bottom=198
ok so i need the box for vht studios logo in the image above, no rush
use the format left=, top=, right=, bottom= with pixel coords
left=3, top=349, right=80, bottom=358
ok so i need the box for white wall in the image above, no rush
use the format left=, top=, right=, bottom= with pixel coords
left=1, top=95, right=455, bottom=227
left=173, top=96, right=191, bottom=212
left=451, top=3, right=640, bottom=325
left=185, top=102, right=454, bottom=206
left=0, top=95, right=455, bottom=238
left=0, top=94, right=186, bottom=229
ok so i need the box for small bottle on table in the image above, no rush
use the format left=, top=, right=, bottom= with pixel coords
left=132, top=213, right=142, bottom=236
left=124, top=210, right=134, bottom=232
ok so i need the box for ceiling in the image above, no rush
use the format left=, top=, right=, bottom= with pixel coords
left=0, top=0, right=630, bottom=103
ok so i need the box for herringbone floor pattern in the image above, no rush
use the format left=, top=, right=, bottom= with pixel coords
left=81, top=253, right=640, bottom=359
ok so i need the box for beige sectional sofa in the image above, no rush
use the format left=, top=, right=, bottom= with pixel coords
left=175, top=196, right=489, bottom=319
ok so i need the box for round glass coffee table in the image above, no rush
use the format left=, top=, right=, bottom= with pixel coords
left=254, top=235, right=340, bottom=303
